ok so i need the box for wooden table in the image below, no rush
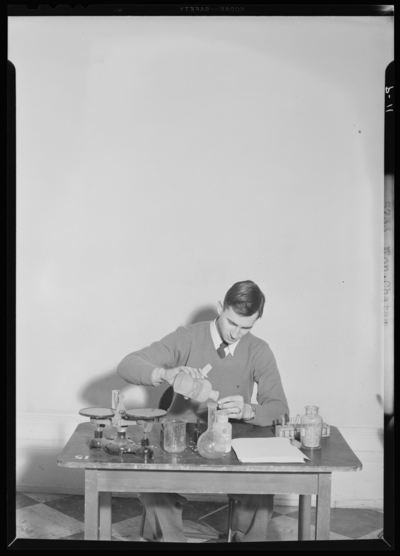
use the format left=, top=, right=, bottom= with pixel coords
left=57, top=422, right=362, bottom=541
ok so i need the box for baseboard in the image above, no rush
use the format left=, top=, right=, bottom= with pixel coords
left=15, top=485, right=382, bottom=510
left=15, top=485, right=228, bottom=503
left=16, top=484, right=85, bottom=496
left=274, top=495, right=383, bottom=510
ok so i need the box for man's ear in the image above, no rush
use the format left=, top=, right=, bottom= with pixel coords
left=217, top=301, right=223, bottom=315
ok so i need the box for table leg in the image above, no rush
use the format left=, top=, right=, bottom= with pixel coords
left=84, top=470, right=99, bottom=540
left=298, top=495, right=311, bottom=540
left=99, top=492, right=112, bottom=540
left=315, top=473, right=331, bottom=540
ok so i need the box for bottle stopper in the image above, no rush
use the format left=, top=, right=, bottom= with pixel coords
left=201, top=364, right=212, bottom=376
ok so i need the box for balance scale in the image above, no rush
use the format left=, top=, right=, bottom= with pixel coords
left=79, top=390, right=166, bottom=460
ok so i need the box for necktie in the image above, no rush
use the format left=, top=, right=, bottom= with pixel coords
left=217, top=341, right=229, bottom=359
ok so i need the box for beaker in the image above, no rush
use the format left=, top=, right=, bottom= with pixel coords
left=162, top=420, right=187, bottom=453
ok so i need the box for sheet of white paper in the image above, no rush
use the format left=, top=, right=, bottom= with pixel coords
left=231, top=437, right=310, bottom=463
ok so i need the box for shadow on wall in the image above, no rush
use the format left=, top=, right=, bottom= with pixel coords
left=185, top=305, right=219, bottom=327
left=16, top=306, right=221, bottom=495
left=79, top=305, right=219, bottom=411
left=80, top=369, right=133, bottom=408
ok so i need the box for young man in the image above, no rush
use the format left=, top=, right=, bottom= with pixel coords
left=117, top=280, right=289, bottom=542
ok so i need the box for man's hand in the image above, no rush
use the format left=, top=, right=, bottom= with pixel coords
left=217, top=395, right=249, bottom=420
left=161, top=366, right=205, bottom=385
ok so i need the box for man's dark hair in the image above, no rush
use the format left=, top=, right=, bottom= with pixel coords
left=223, top=280, right=265, bottom=319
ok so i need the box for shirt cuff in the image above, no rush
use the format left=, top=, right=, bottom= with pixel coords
left=243, top=403, right=256, bottom=421
left=151, top=368, right=165, bottom=386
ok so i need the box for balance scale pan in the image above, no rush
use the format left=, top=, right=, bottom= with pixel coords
left=124, top=408, right=167, bottom=420
left=79, top=407, right=115, bottom=418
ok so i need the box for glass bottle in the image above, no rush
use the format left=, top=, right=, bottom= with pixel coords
left=188, top=419, right=202, bottom=451
left=103, top=427, right=131, bottom=455
left=173, top=372, right=219, bottom=402
left=197, top=402, right=227, bottom=459
left=300, top=406, right=323, bottom=450
left=90, top=423, right=106, bottom=449
left=193, top=418, right=202, bottom=444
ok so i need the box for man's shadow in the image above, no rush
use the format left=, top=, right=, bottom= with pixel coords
left=79, top=305, right=218, bottom=409
left=185, top=305, right=218, bottom=329
left=19, top=307, right=219, bottom=492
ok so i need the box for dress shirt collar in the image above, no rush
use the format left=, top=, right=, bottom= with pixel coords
left=210, top=319, right=240, bottom=356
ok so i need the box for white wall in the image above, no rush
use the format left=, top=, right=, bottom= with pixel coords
left=10, top=16, right=392, bottom=505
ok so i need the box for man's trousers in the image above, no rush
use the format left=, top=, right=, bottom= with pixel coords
left=138, top=492, right=274, bottom=542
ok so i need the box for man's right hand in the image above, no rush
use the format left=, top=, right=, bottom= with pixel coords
left=161, top=366, right=205, bottom=385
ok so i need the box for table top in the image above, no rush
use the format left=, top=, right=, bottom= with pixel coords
left=57, top=422, right=362, bottom=474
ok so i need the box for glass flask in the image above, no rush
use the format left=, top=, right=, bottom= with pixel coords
left=300, top=406, right=323, bottom=450
left=89, top=423, right=106, bottom=449
left=197, top=402, right=227, bottom=459
left=214, top=410, right=232, bottom=453
left=103, top=427, right=134, bottom=455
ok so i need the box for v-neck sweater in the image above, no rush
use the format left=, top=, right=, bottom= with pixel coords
left=117, top=320, right=289, bottom=426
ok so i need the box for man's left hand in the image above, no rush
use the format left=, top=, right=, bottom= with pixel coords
left=217, top=395, right=247, bottom=420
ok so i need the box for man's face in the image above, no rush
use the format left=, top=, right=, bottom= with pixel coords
left=216, top=303, right=259, bottom=345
